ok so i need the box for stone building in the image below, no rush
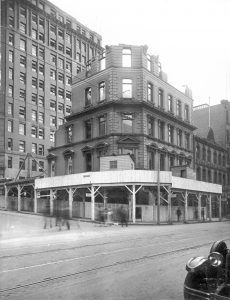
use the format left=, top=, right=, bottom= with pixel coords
left=0, top=0, right=103, bottom=181
left=48, top=44, right=195, bottom=175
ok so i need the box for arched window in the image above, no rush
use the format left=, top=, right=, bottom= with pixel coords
left=196, top=144, right=200, bottom=159
left=202, top=147, right=206, bottom=161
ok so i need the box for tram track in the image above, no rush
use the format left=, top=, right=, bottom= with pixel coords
left=1, top=238, right=230, bottom=294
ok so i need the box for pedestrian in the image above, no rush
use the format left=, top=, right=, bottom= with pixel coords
left=120, top=206, right=128, bottom=227
left=43, top=201, right=52, bottom=229
left=61, top=201, right=70, bottom=230
left=176, top=207, right=182, bottom=222
left=201, top=208, right=205, bottom=222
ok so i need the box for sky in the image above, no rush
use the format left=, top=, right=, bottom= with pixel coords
left=51, top=0, right=230, bottom=107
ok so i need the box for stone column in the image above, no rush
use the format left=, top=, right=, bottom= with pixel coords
left=168, top=185, right=172, bottom=224
left=68, top=188, right=73, bottom=219
left=184, top=191, right=188, bottom=223
left=4, top=185, right=8, bottom=210
left=91, top=186, right=95, bottom=221
left=17, top=185, right=21, bottom=212
left=50, top=189, right=54, bottom=216
left=132, top=185, right=136, bottom=224
left=198, top=193, right=201, bottom=221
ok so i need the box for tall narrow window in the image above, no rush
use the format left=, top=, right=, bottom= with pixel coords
left=85, top=87, right=92, bottom=106
left=66, top=125, right=73, bottom=143
left=122, top=79, right=132, bottom=98
left=85, top=120, right=92, bottom=139
left=158, top=89, right=164, bottom=108
left=99, top=116, right=106, bottom=136
left=177, top=129, right=182, bottom=147
left=122, top=48, right=131, bottom=67
left=185, top=133, right=190, bottom=150
left=99, top=52, right=106, bottom=70
left=122, top=113, right=133, bottom=134
left=85, top=152, right=92, bottom=171
left=158, top=121, right=164, bottom=141
left=99, top=82, right=105, bottom=101
left=168, top=95, right=173, bottom=113
left=168, top=125, right=174, bottom=144
left=184, top=104, right=189, bottom=121
left=148, top=117, right=154, bottom=137
left=176, top=99, right=182, bottom=117
left=147, top=83, right=153, bottom=102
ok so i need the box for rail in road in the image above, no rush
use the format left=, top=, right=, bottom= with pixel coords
left=0, top=222, right=230, bottom=298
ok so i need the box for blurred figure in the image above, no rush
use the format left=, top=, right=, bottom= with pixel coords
left=176, top=207, right=182, bottom=222
left=120, top=206, right=128, bottom=227
left=43, top=201, right=52, bottom=229
left=61, top=201, right=70, bottom=230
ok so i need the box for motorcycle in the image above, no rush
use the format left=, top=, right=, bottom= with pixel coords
left=184, top=240, right=230, bottom=299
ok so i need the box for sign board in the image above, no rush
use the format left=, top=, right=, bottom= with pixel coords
left=86, top=193, right=91, bottom=197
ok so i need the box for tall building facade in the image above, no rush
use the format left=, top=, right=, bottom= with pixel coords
left=0, top=0, right=103, bottom=180
left=48, top=44, right=196, bottom=176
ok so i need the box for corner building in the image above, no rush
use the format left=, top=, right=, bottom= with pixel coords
left=50, top=44, right=196, bottom=175
left=0, top=0, right=103, bottom=180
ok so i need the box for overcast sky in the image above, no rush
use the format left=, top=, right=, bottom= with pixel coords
left=51, top=0, right=230, bottom=107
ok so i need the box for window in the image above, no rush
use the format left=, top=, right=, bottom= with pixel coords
left=50, top=53, right=56, bottom=65
left=147, top=83, right=153, bottom=102
left=31, top=110, right=37, bottom=122
left=99, top=82, right=105, bottom=101
left=58, top=15, right=64, bottom=22
left=20, top=56, right=26, bottom=68
left=66, top=32, right=71, bottom=43
left=218, top=153, right=222, bottom=165
left=58, top=28, right=64, bottom=38
left=31, top=125, right=37, bottom=137
left=85, top=153, right=92, bottom=172
left=207, top=149, right=211, bottom=162
left=99, top=116, right=106, bottom=136
left=66, top=47, right=71, bottom=56
left=185, top=105, right=189, bottom=121
left=58, top=103, right=64, bottom=113
left=85, top=120, right=92, bottom=139
left=176, top=99, right=182, bottom=117
left=20, top=22, right=26, bottom=34
left=196, top=144, right=200, bottom=160
left=50, top=24, right=56, bottom=34
left=8, top=157, right=12, bottom=169
left=20, top=72, right=26, bottom=84
left=50, top=100, right=56, bottom=111
left=149, top=151, right=155, bottom=170
left=38, top=144, right=44, bottom=156
left=177, top=129, right=182, bottom=147
left=38, top=112, right=44, bottom=124
left=32, top=45, right=37, bottom=56
left=185, top=133, right=190, bottom=150
left=66, top=91, right=71, bottom=101
left=38, top=128, right=44, bottom=139
left=58, top=58, right=64, bottom=69
left=39, top=16, right=45, bottom=28
left=85, top=87, right=92, bottom=106
left=122, top=79, right=132, bottom=98
left=168, top=95, right=173, bottom=113
left=50, top=131, right=55, bottom=142
left=110, top=161, right=117, bottom=169
left=20, top=39, right=26, bottom=51
left=66, top=126, right=73, bottom=143
left=9, top=86, right=13, bottom=97
left=66, top=76, right=71, bottom=86
left=99, top=52, right=106, bottom=71
left=32, top=160, right=37, bottom=171
left=39, top=161, right=44, bottom=172
left=20, top=89, right=26, bottom=101
left=122, top=113, right=133, bottom=134
left=32, top=29, right=37, bottom=39
left=168, top=125, right=174, bottom=144
left=9, top=33, right=14, bottom=46
left=32, top=77, right=37, bottom=89
left=9, top=68, right=13, bottom=80
left=66, top=106, right=71, bottom=115
left=8, top=103, right=13, bottom=115
left=58, top=118, right=64, bottom=126
left=8, top=138, right=13, bottom=151
left=50, top=116, right=56, bottom=127
left=58, top=73, right=64, bottom=83
left=39, top=64, right=44, bottom=75
left=58, top=43, right=64, bottom=53
left=148, top=117, right=154, bottom=137
left=9, top=16, right=14, bottom=27
left=50, top=85, right=56, bottom=95
left=122, top=48, right=131, bottom=67
left=39, top=80, right=44, bottom=90
left=19, top=123, right=26, bottom=135
left=32, top=60, right=37, bottom=72
left=32, top=13, right=37, bottom=24
left=158, top=121, right=164, bottom=141
left=38, top=96, right=44, bottom=107
left=50, top=38, right=56, bottom=49
left=158, top=89, right=164, bottom=108
left=66, top=61, right=72, bottom=73
left=20, top=6, right=26, bottom=18
left=19, top=140, right=26, bottom=152
left=66, top=19, right=71, bottom=28
left=39, top=47, right=45, bottom=60
left=202, top=147, right=206, bottom=161
left=9, top=50, right=14, bottom=63
left=19, top=106, right=26, bottom=119
left=58, top=88, right=64, bottom=98
left=32, top=94, right=37, bottom=105
left=39, top=32, right=44, bottom=43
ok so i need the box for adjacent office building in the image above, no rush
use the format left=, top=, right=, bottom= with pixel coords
left=0, top=0, right=103, bottom=180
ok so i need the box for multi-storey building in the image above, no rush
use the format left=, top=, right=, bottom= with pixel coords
left=0, top=0, right=103, bottom=180
left=48, top=44, right=196, bottom=176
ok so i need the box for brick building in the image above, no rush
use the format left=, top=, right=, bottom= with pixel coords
left=48, top=44, right=196, bottom=175
left=0, top=0, right=103, bottom=180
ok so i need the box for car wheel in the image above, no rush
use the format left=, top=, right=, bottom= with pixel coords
left=210, top=240, right=228, bottom=258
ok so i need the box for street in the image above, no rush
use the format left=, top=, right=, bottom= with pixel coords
left=0, top=211, right=230, bottom=300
